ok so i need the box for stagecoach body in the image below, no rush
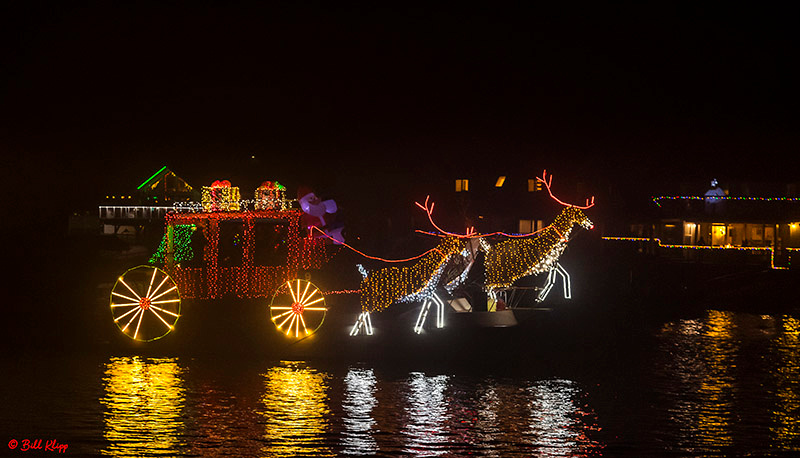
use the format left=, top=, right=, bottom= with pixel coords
left=109, top=205, right=338, bottom=342
left=158, top=208, right=333, bottom=299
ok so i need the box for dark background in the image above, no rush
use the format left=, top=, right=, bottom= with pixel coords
left=4, top=3, right=798, bottom=215
left=2, top=3, right=798, bottom=300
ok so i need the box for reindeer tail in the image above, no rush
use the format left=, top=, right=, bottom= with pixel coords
left=356, top=264, right=369, bottom=280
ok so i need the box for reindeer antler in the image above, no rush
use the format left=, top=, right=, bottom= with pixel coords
left=415, top=196, right=475, bottom=238
left=537, top=170, right=595, bottom=209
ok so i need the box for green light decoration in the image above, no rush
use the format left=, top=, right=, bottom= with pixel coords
left=149, top=224, right=197, bottom=264
left=137, top=165, right=169, bottom=190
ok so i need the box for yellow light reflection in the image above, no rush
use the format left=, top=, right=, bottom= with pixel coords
left=259, top=362, right=333, bottom=457
left=100, top=356, right=186, bottom=457
left=696, top=310, right=736, bottom=449
left=659, top=310, right=739, bottom=454
left=771, top=315, right=800, bottom=449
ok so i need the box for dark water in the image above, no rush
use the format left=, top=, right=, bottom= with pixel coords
left=3, top=308, right=800, bottom=457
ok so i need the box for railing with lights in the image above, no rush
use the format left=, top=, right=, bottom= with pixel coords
left=602, top=236, right=798, bottom=270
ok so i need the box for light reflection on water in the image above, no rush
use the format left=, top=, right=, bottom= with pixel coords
left=258, top=362, right=333, bottom=457
left=657, top=310, right=738, bottom=455
left=340, top=368, right=378, bottom=455
left=656, top=309, right=800, bottom=455
left=100, top=357, right=186, bottom=457
left=402, top=373, right=451, bottom=456
left=95, top=357, right=604, bottom=456
left=771, top=316, right=800, bottom=449
left=527, top=379, right=603, bottom=457
left=22, top=308, right=800, bottom=456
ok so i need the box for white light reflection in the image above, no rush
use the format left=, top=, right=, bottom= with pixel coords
left=340, top=368, right=378, bottom=455
left=403, top=372, right=451, bottom=456
left=527, top=379, right=601, bottom=457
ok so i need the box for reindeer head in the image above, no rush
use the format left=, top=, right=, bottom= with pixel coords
left=538, top=170, right=594, bottom=233
left=563, top=206, right=594, bottom=230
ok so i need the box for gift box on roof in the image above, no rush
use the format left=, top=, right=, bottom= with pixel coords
left=201, top=180, right=241, bottom=212
left=255, top=180, right=287, bottom=210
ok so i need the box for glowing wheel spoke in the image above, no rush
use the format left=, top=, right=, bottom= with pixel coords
left=114, top=306, right=141, bottom=323
left=148, top=307, right=174, bottom=330
left=269, top=279, right=326, bottom=339
left=150, top=299, right=181, bottom=305
left=110, top=265, right=181, bottom=342
left=121, top=309, right=142, bottom=332
left=133, top=308, right=145, bottom=339
left=149, top=275, right=170, bottom=299
left=112, top=292, right=139, bottom=303
left=111, top=302, right=140, bottom=308
left=150, top=285, right=177, bottom=301
left=149, top=304, right=180, bottom=318
left=298, top=281, right=311, bottom=304
left=271, top=310, right=293, bottom=321
left=287, top=281, right=299, bottom=303
left=303, top=297, right=324, bottom=307
left=118, top=278, right=142, bottom=301
left=298, top=313, right=309, bottom=335
left=145, top=267, right=158, bottom=298
left=277, top=313, right=294, bottom=329
left=285, top=314, right=297, bottom=335
left=303, top=289, right=319, bottom=303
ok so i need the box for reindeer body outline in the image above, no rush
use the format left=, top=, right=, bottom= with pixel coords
left=351, top=170, right=594, bottom=336
left=350, top=236, right=471, bottom=336
left=483, top=206, right=593, bottom=295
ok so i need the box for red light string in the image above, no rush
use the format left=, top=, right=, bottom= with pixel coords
left=538, top=170, right=595, bottom=209
left=310, top=226, right=443, bottom=263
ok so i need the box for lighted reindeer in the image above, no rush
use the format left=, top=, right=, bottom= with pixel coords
left=484, top=171, right=594, bottom=302
left=350, top=236, right=472, bottom=336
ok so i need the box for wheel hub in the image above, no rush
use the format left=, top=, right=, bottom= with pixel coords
left=291, top=301, right=304, bottom=314
left=139, top=297, right=151, bottom=310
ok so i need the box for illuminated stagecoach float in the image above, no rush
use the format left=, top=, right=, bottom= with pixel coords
left=108, top=180, right=342, bottom=346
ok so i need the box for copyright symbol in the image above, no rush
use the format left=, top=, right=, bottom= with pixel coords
left=8, top=439, right=17, bottom=449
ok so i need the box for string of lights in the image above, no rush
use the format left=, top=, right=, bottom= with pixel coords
left=359, top=236, right=468, bottom=313
left=652, top=195, right=800, bottom=207
left=601, top=236, right=798, bottom=270
left=155, top=208, right=334, bottom=299
left=485, top=206, right=593, bottom=290
left=310, top=226, right=443, bottom=263
left=149, top=224, right=196, bottom=264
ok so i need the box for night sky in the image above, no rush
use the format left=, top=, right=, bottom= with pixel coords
left=3, top=2, right=799, bottom=225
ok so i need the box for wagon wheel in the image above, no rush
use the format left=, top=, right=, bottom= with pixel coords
left=109, top=265, right=181, bottom=341
left=269, top=279, right=327, bottom=338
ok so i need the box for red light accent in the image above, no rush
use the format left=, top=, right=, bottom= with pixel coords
left=139, top=297, right=151, bottom=310
left=537, top=170, right=595, bottom=209
left=291, top=301, right=304, bottom=314
left=311, top=226, right=442, bottom=263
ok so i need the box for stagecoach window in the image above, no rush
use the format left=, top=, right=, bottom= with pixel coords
left=219, top=220, right=244, bottom=267
left=254, top=221, right=289, bottom=266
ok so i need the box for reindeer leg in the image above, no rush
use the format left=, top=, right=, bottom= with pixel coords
left=537, top=268, right=557, bottom=302
left=350, top=312, right=365, bottom=336
left=414, top=299, right=432, bottom=334
left=432, top=293, right=445, bottom=328
left=555, top=262, right=571, bottom=299
left=364, top=311, right=373, bottom=336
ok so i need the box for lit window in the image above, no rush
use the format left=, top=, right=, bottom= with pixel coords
left=527, top=179, right=542, bottom=192
left=519, top=219, right=533, bottom=233
left=455, top=179, right=469, bottom=192
left=495, top=176, right=506, bottom=187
